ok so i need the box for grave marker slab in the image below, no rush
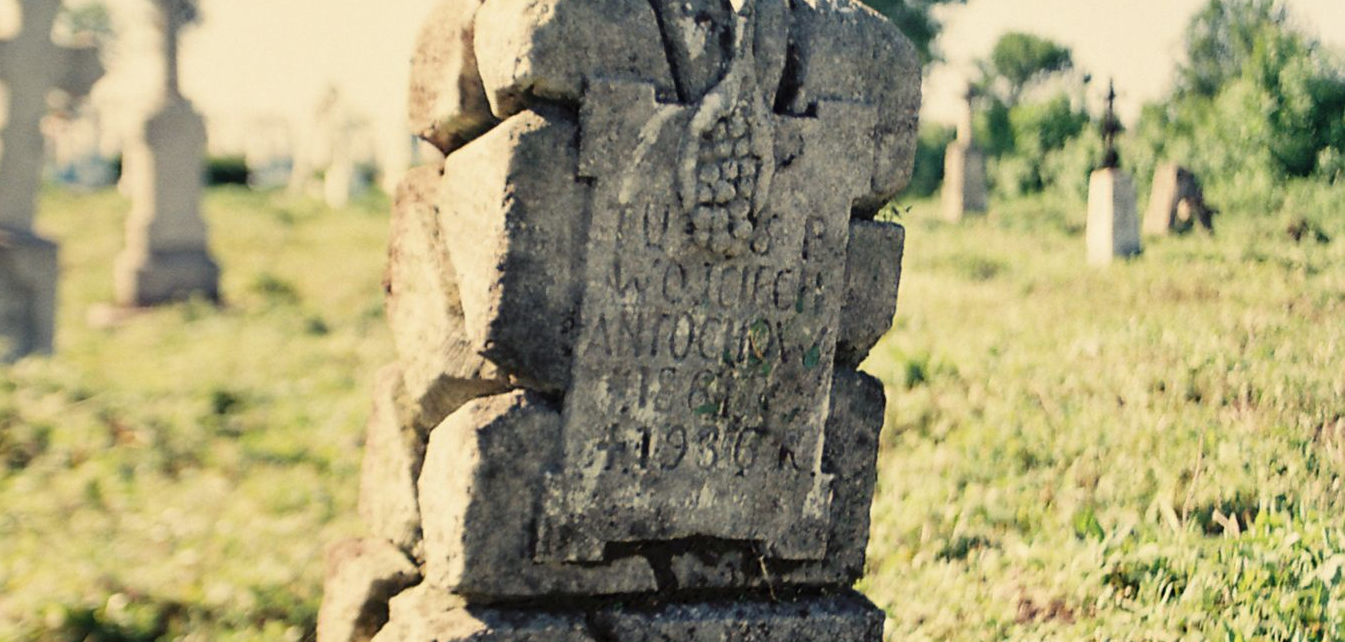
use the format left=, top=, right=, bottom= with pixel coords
left=322, top=0, right=918, bottom=637
left=0, top=0, right=104, bottom=360
left=113, top=0, right=218, bottom=306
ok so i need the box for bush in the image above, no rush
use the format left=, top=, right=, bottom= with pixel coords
left=900, top=124, right=956, bottom=199
left=206, top=155, right=249, bottom=186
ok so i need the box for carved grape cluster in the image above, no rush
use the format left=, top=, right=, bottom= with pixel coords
left=691, top=106, right=759, bottom=255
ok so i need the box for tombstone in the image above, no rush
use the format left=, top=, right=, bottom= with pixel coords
left=244, top=115, right=293, bottom=189
left=1086, top=81, right=1140, bottom=265
left=112, top=0, right=218, bottom=307
left=45, top=103, right=115, bottom=188
left=318, top=0, right=919, bottom=639
left=1143, top=162, right=1215, bottom=236
left=0, top=0, right=105, bottom=360
left=942, top=83, right=987, bottom=222
left=292, top=88, right=371, bottom=208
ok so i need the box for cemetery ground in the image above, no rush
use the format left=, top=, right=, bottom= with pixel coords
left=0, top=185, right=1340, bottom=641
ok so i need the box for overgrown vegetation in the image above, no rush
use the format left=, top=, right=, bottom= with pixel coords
left=1, top=163, right=1340, bottom=639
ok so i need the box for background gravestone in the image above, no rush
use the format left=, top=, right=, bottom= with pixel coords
left=320, top=0, right=917, bottom=639
left=1086, top=81, right=1140, bottom=266
left=0, top=0, right=104, bottom=360
left=1143, top=162, right=1215, bottom=236
left=942, top=83, right=987, bottom=222
left=112, top=0, right=219, bottom=307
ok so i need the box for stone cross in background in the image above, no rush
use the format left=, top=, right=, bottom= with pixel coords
left=318, top=0, right=919, bottom=639
left=0, top=0, right=104, bottom=361
left=1086, top=80, right=1140, bottom=265
left=943, top=82, right=987, bottom=222
left=111, top=0, right=218, bottom=307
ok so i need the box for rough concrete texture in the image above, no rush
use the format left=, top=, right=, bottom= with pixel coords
left=418, top=391, right=659, bottom=600
left=474, top=0, right=676, bottom=118
left=437, top=107, right=588, bottom=394
left=385, top=165, right=507, bottom=429
left=359, top=365, right=428, bottom=559
left=942, top=141, right=988, bottom=222
left=663, top=369, right=887, bottom=590
left=374, top=586, right=595, bottom=642
left=114, top=97, right=220, bottom=306
left=1086, top=168, right=1142, bottom=266
left=318, top=539, right=421, bottom=642
left=781, top=0, right=921, bottom=213
left=408, top=0, right=498, bottom=153
left=591, top=591, right=884, bottom=640
left=0, top=230, right=58, bottom=362
left=1143, top=162, right=1214, bottom=236
left=538, top=78, right=876, bottom=564
left=838, top=221, right=904, bottom=367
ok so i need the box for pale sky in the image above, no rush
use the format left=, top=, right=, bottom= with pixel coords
left=9, top=0, right=1345, bottom=152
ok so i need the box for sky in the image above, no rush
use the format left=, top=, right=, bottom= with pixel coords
left=923, top=0, right=1345, bottom=124
left=9, top=0, right=1345, bottom=152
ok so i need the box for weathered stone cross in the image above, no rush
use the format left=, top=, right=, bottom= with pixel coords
left=0, top=0, right=104, bottom=361
left=0, top=0, right=104, bottom=231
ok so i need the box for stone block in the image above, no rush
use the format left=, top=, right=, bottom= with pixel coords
left=591, top=590, right=885, bottom=641
left=0, top=229, right=57, bottom=362
left=438, top=107, right=588, bottom=394
left=838, top=220, right=904, bottom=367
left=942, top=141, right=987, bottom=222
left=1086, top=168, right=1141, bottom=266
left=318, top=539, right=421, bottom=642
left=374, top=585, right=595, bottom=642
left=418, top=391, right=658, bottom=600
left=409, top=0, right=498, bottom=154
left=664, top=369, right=887, bottom=590
left=781, top=0, right=921, bottom=213
left=473, top=0, right=676, bottom=118
left=385, top=165, right=507, bottom=428
left=359, top=364, right=427, bottom=559
left=113, top=248, right=220, bottom=307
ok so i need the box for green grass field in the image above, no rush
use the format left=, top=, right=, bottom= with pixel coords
left=1, top=186, right=1340, bottom=641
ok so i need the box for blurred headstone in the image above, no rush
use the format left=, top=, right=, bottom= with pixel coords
left=112, top=0, right=219, bottom=306
left=0, top=0, right=104, bottom=360
left=45, top=103, right=115, bottom=188
left=244, top=115, right=293, bottom=189
left=1086, top=81, right=1140, bottom=265
left=319, top=0, right=919, bottom=639
left=942, top=83, right=987, bottom=222
left=291, top=88, right=370, bottom=208
left=1143, top=162, right=1215, bottom=236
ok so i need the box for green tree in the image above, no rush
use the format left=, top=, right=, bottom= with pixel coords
left=980, top=32, right=1074, bottom=105
left=1137, top=0, right=1345, bottom=208
left=1177, top=0, right=1286, bottom=98
left=860, top=0, right=967, bottom=66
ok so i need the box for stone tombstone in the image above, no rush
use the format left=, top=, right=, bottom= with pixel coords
left=0, top=0, right=105, bottom=360
left=942, top=83, right=986, bottom=222
left=113, top=0, right=219, bottom=307
left=1143, top=162, right=1215, bottom=236
left=319, top=0, right=918, bottom=638
left=1086, top=81, right=1140, bottom=265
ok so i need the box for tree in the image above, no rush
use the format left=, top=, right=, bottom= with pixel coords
left=860, top=0, right=967, bottom=66
left=978, top=32, right=1074, bottom=105
left=1177, top=0, right=1287, bottom=97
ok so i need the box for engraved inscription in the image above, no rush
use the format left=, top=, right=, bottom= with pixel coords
left=539, top=74, right=877, bottom=563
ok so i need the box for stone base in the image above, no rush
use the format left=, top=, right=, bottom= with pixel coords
left=0, top=228, right=58, bottom=362
left=942, top=142, right=987, bottom=222
left=114, top=247, right=220, bottom=307
left=373, top=589, right=884, bottom=641
left=1086, top=168, right=1141, bottom=265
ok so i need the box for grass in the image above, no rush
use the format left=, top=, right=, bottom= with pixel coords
left=0, top=186, right=1341, bottom=640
